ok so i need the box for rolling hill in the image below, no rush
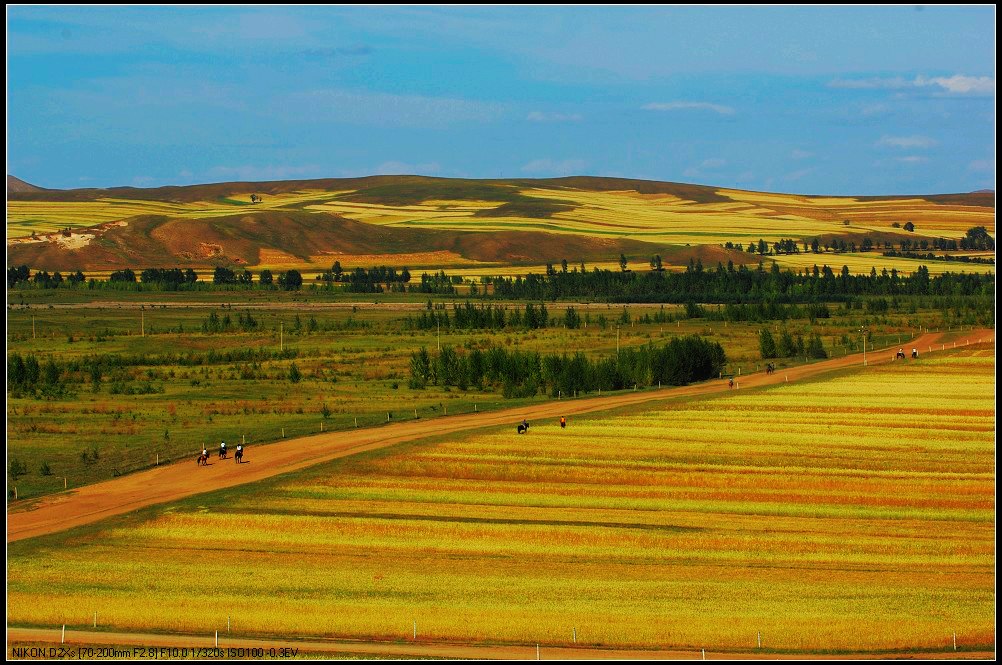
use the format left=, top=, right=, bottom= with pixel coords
left=6, top=175, right=46, bottom=193
left=6, top=175, right=995, bottom=273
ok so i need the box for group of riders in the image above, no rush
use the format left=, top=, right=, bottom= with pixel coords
left=517, top=416, right=567, bottom=434
left=197, top=440, right=244, bottom=466
left=195, top=342, right=921, bottom=462
left=896, top=347, right=919, bottom=360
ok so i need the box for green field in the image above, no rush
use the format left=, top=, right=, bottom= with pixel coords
left=7, top=346, right=994, bottom=652
left=6, top=296, right=952, bottom=500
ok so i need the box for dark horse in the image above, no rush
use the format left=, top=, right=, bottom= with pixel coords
left=235, top=448, right=244, bottom=463
left=517, top=423, right=528, bottom=434
left=219, top=447, right=228, bottom=460
left=197, top=452, right=209, bottom=466
left=766, top=363, right=775, bottom=375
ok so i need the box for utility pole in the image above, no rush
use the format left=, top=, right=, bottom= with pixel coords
left=141, top=309, right=145, bottom=337
left=616, top=326, right=620, bottom=355
left=860, top=325, right=867, bottom=366
left=437, top=320, right=441, bottom=351
left=280, top=322, right=283, bottom=352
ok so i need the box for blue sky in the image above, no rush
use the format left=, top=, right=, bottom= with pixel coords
left=6, top=5, right=996, bottom=194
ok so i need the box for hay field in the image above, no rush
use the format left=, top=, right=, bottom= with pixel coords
left=10, top=185, right=994, bottom=245
left=6, top=346, right=994, bottom=652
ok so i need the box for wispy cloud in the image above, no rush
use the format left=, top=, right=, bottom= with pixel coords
left=876, top=135, right=937, bottom=149
left=521, top=158, right=586, bottom=176
left=782, top=167, right=815, bottom=182
left=895, top=156, right=929, bottom=164
left=968, top=159, right=994, bottom=172
left=526, top=111, right=582, bottom=123
left=790, top=149, right=813, bottom=160
left=642, top=101, right=735, bottom=115
left=683, top=158, right=727, bottom=179
left=830, top=74, right=995, bottom=95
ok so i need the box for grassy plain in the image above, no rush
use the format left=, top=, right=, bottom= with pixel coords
left=6, top=346, right=994, bottom=652
left=6, top=296, right=943, bottom=500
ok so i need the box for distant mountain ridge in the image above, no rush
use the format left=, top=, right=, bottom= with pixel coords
left=5, top=174, right=995, bottom=208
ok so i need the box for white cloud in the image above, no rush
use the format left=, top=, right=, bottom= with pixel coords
left=829, top=75, right=995, bottom=95
left=527, top=111, right=582, bottom=123
left=790, top=149, right=813, bottom=160
left=642, top=101, right=735, bottom=115
left=876, top=135, right=937, bottom=149
left=683, top=158, right=727, bottom=179
left=895, top=156, right=929, bottom=164
left=520, top=158, right=586, bottom=176
left=782, top=168, right=814, bottom=182
left=916, top=75, right=995, bottom=95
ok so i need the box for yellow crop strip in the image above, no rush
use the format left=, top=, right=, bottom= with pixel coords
left=10, top=186, right=994, bottom=244
left=6, top=348, right=994, bottom=651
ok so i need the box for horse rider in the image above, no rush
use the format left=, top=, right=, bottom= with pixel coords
left=560, top=416, right=567, bottom=429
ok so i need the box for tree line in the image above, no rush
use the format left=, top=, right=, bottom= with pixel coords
left=758, top=329, right=827, bottom=360
left=409, top=335, right=726, bottom=398
left=485, top=261, right=994, bottom=303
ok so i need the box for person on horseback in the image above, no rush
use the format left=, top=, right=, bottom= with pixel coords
left=560, top=416, right=566, bottom=429
left=236, top=443, right=243, bottom=463
left=728, top=378, right=734, bottom=389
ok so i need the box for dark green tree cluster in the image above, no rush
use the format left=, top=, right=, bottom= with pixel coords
left=139, top=268, right=198, bottom=290
left=7, top=353, right=65, bottom=397
left=760, top=330, right=828, bottom=360
left=109, top=269, right=137, bottom=282
left=213, top=267, right=254, bottom=285
left=486, top=261, right=994, bottom=303
left=407, top=302, right=550, bottom=331
left=201, top=310, right=260, bottom=333
left=409, top=335, right=726, bottom=399
left=7, top=265, right=31, bottom=287
left=319, top=265, right=412, bottom=292
left=276, top=270, right=303, bottom=291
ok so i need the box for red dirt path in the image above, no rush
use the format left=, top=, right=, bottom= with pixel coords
left=7, top=330, right=994, bottom=544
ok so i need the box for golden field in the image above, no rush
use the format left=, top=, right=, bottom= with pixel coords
left=6, top=346, right=994, bottom=652
left=10, top=186, right=992, bottom=244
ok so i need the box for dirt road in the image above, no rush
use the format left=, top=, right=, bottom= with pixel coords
left=7, top=330, right=994, bottom=543
left=6, top=627, right=994, bottom=660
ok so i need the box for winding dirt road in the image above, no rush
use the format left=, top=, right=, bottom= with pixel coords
left=7, top=330, right=994, bottom=544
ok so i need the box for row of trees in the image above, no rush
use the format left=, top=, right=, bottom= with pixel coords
left=758, top=329, right=827, bottom=360
left=409, top=335, right=726, bottom=398
left=7, top=353, right=65, bottom=397
left=407, top=302, right=552, bottom=331
left=485, top=261, right=994, bottom=303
